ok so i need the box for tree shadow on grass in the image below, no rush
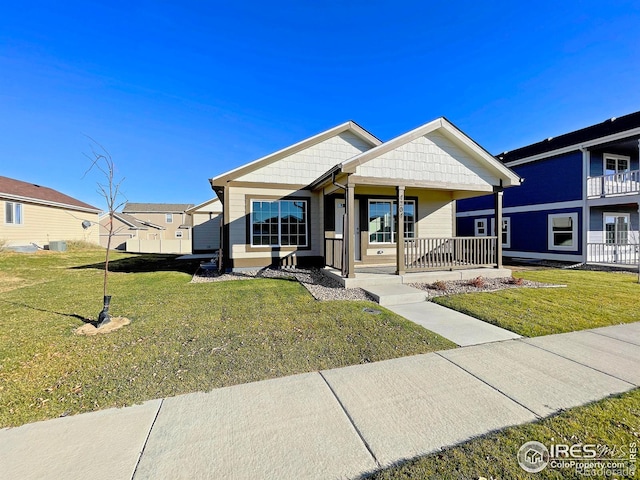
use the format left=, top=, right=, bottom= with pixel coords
left=71, top=253, right=202, bottom=275
left=1, top=300, right=95, bottom=324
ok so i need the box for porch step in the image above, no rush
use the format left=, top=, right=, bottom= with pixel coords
left=362, top=284, right=427, bottom=306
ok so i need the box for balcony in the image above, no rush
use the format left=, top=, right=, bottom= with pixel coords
left=587, top=170, right=640, bottom=198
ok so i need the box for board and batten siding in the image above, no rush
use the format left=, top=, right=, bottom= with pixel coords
left=355, top=132, right=499, bottom=188
left=1, top=200, right=99, bottom=246
left=227, top=187, right=321, bottom=259
left=234, top=132, right=372, bottom=184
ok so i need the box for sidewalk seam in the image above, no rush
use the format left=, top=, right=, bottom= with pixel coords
left=130, top=398, right=164, bottom=480
left=435, top=352, right=543, bottom=420
left=318, top=371, right=381, bottom=469
left=519, top=338, right=638, bottom=387
left=587, top=329, right=640, bottom=348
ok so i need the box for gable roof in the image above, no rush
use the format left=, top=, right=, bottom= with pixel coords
left=498, top=110, right=640, bottom=164
left=338, top=117, right=520, bottom=187
left=0, top=175, right=100, bottom=213
left=123, top=202, right=194, bottom=213
left=209, top=121, right=381, bottom=187
left=185, top=197, right=222, bottom=214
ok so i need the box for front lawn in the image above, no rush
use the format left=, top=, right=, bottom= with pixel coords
left=370, top=387, right=640, bottom=479
left=0, top=250, right=454, bottom=428
left=434, top=269, right=640, bottom=337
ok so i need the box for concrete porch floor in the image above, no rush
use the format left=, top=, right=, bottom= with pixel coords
left=322, top=266, right=512, bottom=289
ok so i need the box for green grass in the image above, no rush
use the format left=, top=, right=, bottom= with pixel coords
left=0, top=249, right=455, bottom=428
left=434, top=269, right=640, bottom=337
left=369, top=388, right=640, bottom=479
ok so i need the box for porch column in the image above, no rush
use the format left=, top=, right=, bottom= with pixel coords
left=396, top=185, right=405, bottom=275
left=494, top=189, right=503, bottom=268
left=346, top=182, right=356, bottom=278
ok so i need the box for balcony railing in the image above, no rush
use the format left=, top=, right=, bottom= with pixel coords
left=587, top=243, right=639, bottom=265
left=404, top=236, right=497, bottom=272
left=587, top=170, right=640, bottom=197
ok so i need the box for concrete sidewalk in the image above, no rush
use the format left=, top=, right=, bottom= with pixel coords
left=389, top=301, right=521, bottom=346
left=1, top=323, right=639, bottom=480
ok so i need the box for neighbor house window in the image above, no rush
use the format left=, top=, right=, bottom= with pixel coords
left=491, top=217, right=511, bottom=248
left=368, top=199, right=415, bottom=244
left=548, top=213, right=578, bottom=250
left=5, top=202, right=23, bottom=225
left=604, top=154, right=630, bottom=176
left=165, top=213, right=173, bottom=223
left=251, top=199, right=308, bottom=247
left=175, top=230, right=183, bottom=239
left=604, top=213, right=629, bottom=245
left=474, top=219, right=487, bottom=236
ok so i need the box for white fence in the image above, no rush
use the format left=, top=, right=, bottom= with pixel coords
left=125, top=239, right=192, bottom=254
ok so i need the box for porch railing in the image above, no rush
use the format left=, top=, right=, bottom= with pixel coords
left=587, top=170, right=640, bottom=197
left=404, top=236, right=497, bottom=272
left=587, top=243, right=639, bottom=265
left=324, top=237, right=344, bottom=270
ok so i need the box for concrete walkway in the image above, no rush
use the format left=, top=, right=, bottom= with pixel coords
left=389, top=301, right=521, bottom=346
left=2, top=323, right=639, bottom=480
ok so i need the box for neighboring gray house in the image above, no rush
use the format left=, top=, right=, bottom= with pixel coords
left=185, top=197, right=223, bottom=253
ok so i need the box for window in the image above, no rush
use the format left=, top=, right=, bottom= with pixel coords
left=474, top=219, right=487, bottom=236
left=548, top=213, right=578, bottom=250
left=491, top=217, right=511, bottom=248
left=604, top=154, right=630, bottom=176
left=251, top=200, right=308, bottom=247
left=5, top=202, right=23, bottom=225
left=368, top=199, right=415, bottom=244
left=165, top=213, right=173, bottom=223
left=604, top=213, right=629, bottom=245
left=175, top=230, right=183, bottom=239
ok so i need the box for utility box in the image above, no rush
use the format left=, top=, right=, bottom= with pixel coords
left=48, top=241, right=67, bottom=252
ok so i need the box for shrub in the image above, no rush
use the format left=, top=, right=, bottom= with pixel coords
left=468, top=276, right=485, bottom=288
left=0, top=238, right=7, bottom=252
left=431, top=280, right=448, bottom=291
left=505, top=275, right=524, bottom=286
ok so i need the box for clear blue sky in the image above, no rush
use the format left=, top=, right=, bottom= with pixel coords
left=1, top=1, right=639, bottom=210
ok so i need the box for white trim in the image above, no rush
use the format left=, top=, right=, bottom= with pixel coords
left=503, top=126, right=640, bottom=167
left=474, top=218, right=487, bottom=236
left=603, top=153, right=631, bottom=175
left=4, top=200, right=23, bottom=226
left=548, top=212, right=579, bottom=251
left=175, top=230, right=184, bottom=239
left=504, top=251, right=583, bottom=262
left=581, top=148, right=589, bottom=263
left=367, top=198, right=416, bottom=244
left=456, top=200, right=583, bottom=217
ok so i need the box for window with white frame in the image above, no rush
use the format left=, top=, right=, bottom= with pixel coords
left=368, top=199, right=415, bottom=244
left=548, top=213, right=578, bottom=250
left=251, top=199, right=308, bottom=247
left=604, top=213, right=629, bottom=245
left=474, top=219, right=487, bottom=236
left=5, top=201, right=23, bottom=225
left=175, top=230, right=183, bottom=239
left=165, top=213, right=173, bottom=223
left=604, top=153, right=630, bottom=176
left=491, top=217, right=511, bottom=248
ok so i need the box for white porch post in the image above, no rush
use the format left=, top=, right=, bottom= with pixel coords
left=346, top=182, right=356, bottom=278
left=494, top=189, right=503, bottom=268
left=396, top=185, right=405, bottom=275
left=581, top=147, right=590, bottom=264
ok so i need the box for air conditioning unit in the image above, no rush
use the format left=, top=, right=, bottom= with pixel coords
left=48, top=241, right=67, bottom=252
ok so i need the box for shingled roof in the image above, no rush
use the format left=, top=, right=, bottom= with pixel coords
left=497, top=110, right=640, bottom=164
left=123, top=202, right=194, bottom=213
left=0, top=176, right=100, bottom=212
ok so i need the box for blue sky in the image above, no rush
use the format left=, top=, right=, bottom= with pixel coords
left=1, top=1, right=639, bottom=209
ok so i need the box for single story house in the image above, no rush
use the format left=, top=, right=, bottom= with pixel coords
left=456, top=111, right=640, bottom=265
left=0, top=175, right=101, bottom=249
left=209, top=118, right=521, bottom=279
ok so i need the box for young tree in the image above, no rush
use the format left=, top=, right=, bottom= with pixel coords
left=83, top=138, right=126, bottom=326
